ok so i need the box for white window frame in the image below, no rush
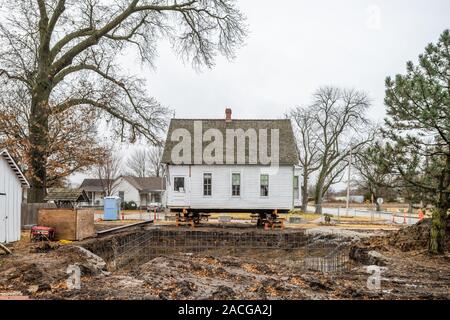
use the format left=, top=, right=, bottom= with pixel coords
left=203, top=172, right=212, bottom=197
left=293, top=175, right=300, bottom=200
left=230, top=171, right=242, bottom=197
left=173, top=176, right=186, bottom=193
left=260, top=174, right=269, bottom=197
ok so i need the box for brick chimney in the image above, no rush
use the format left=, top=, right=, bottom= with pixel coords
left=225, top=108, right=232, bottom=122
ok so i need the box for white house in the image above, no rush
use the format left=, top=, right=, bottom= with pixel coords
left=80, top=176, right=165, bottom=208
left=0, top=149, right=30, bottom=243
left=162, top=109, right=301, bottom=215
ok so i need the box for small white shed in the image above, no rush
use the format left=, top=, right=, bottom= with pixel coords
left=0, top=149, right=30, bottom=243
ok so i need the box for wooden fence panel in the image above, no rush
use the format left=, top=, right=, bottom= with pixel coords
left=21, top=203, right=57, bottom=227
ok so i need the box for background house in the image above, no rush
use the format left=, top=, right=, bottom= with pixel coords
left=0, top=149, right=30, bottom=243
left=115, top=176, right=166, bottom=208
left=80, top=176, right=165, bottom=208
left=80, top=179, right=109, bottom=206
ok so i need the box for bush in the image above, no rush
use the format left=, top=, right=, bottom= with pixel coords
left=122, top=201, right=137, bottom=210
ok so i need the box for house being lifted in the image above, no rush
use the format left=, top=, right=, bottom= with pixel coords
left=162, top=109, right=301, bottom=228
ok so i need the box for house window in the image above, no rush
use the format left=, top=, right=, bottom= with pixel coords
left=203, top=173, right=212, bottom=196
left=260, top=174, right=269, bottom=197
left=174, top=177, right=185, bottom=192
left=293, top=176, right=299, bottom=200
left=232, top=173, right=241, bottom=196
left=119, top=191, right=125, bottom=202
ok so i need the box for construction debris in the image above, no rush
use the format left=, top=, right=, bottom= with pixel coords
left=0, top=243, right=12, bottom=255
left=0, top=218, right=448, bottom=300
left=349, top=246, right=388, bottom=266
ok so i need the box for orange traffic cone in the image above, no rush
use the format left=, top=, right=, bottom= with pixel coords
left=418, top=209, right=424, bottom=221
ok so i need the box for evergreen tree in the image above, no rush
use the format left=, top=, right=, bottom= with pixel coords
left=383, top=29, right=449, bottom=254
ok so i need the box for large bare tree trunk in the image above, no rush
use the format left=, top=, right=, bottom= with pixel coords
left=314, top=180, right=324, bottom=214
left=429, top=155, right=450, bottom=254
left=28, top=88, right=51, bottom=203
left=27, top=9, right=52, bottom=203
left=301, top=172, right=309, bottom=212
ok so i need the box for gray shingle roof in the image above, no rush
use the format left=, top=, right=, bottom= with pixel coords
left=80, top=177, right=165, bottom=192
left=44, top=188, right=90, bottom=202
left=122, top=176, right=165, bottom=192
left=162, top=119, right=299, bottom=165
left=80, top=179, right=111, bottom=192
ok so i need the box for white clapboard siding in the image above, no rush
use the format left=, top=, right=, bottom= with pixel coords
left=166, top=165, right=300, bottom=210
left=113, top=177, right=141, bottom=205
left=0, top=155, right=23, bottom=243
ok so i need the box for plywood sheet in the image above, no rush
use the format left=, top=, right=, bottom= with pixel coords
left=75, top=209, right=95, bottom=240
left=38, top=209, right=94, bottom=241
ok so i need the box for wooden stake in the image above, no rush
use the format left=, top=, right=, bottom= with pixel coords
left=0, top=243, right=12, bottom=255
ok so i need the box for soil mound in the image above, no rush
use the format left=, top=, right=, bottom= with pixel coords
left=387, top=218, right=449, bottom=251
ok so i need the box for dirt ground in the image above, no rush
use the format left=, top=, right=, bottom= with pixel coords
left=0, top=218, right=448, bottom=300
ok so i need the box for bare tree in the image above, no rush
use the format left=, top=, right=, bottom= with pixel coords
left=148, top=144, right=165, bottom=177
left=126, top=144, right=165, bottom=177
left=0, top=90, right=108, bottom=187
left=353, top=141, right=394, bottom=211
left=310, top=87, right=374, bottom=214
left=95, top=150, right=122, bottom=196
left=0, top=0, right=247, bottom=202
left=289, top=107, right=321, bottom=212
left=126, top=149, right=149, bottom=178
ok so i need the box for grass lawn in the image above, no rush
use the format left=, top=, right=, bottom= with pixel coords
left=209, top=212, right=254, bottom=220
left=332, top=216, right=386, bottom=222
left=209, top=212, right=323, bottom=221
left=288, top=210, right=322, bottom=221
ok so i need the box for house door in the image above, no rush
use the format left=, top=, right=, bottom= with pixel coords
left=0, top=192, right=6, bottom=243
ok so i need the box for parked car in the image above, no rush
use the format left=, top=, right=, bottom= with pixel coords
left=147, top=202, right=163, bottom=212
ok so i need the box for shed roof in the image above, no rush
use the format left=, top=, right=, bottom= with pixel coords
left=162, top=119, right=299, bottom=165
left=0, top=149, right=30, bottom=188
left=44, top=188, right=90, bottom=202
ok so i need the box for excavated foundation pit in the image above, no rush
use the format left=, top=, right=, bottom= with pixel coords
left=80, top=226, right=351, bottom=273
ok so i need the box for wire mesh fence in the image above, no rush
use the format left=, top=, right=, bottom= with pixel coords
left=111, top=228, right=307, bottom=267
left=303, top=242, right=350, bottom=273
left=103, top=227, right=350, bottom=273
left=306, top=205, right=419, bottom=225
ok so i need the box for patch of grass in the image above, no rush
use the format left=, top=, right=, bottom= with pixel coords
left=288, top=210, right=321, bottom=221
left=209, top=212, right=253, bottom=220
left=332, top=216, right=386, bottom=222
left=334, top=223, right=399, bottom=230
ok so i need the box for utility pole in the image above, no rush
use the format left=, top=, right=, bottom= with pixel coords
left=346, top=147, right=352, bottom=216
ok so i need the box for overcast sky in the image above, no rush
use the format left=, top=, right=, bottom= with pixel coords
left=70, top=0, right=450, bottom=186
